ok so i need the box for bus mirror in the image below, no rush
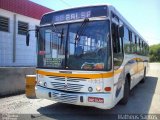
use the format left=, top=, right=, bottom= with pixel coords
left=119, top=26, right=124, bottom=38
left=26, top=32, right=30, bottom=46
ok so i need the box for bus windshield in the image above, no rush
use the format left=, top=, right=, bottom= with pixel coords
left=38, top=20, right=111, bottom=71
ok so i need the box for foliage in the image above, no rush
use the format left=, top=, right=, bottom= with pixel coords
left=149, top=44, right=160, bottom=62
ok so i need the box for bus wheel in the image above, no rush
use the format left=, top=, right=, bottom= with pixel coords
left=140, top=68, right=146, bottom=83
left=119, top=77, right=130, bottom=105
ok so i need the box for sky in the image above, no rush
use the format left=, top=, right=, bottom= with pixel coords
left=30, top=0, right=160, bottom=45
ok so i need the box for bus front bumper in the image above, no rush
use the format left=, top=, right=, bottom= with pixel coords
left=35, top=86, right=114, bottom=109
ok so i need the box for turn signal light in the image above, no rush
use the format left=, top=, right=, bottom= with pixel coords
left=104, top=87, right=111, bottom=92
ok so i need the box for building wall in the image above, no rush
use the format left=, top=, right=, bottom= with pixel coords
left=0, top=9, right=39, bottom=66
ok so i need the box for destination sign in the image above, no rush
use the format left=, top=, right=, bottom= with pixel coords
left=40, top=6, right=108, bottom=25
left=54, top=11, right=91, bottom=22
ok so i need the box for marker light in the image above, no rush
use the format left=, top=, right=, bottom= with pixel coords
left=104, top=87, right=111, bottom=92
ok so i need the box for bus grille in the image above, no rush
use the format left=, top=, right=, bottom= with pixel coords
left=52, top=91, right=78, bottom=104
left=49, top=76, right=87, bottom=82
left=48, top=76, right=87, bottom=92
left=51, top=82, right=84, bottom=92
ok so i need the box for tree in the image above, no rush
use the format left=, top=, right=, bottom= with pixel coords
left=149, top=44, right=160, bottom=62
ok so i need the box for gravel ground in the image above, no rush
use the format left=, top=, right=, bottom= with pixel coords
left=0, top=63, right=160, bottom=120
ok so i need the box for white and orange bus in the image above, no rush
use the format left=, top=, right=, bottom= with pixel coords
left=26, top=4, right=149, bottom=109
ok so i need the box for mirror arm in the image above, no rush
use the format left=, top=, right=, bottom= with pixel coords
left=26, top=28, right=39, bottom=46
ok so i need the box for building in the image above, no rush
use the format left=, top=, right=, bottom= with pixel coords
left=0, top=0, right=53, bottom=66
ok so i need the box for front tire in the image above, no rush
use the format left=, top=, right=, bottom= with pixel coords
left=119, top=77, right=130, bottom=105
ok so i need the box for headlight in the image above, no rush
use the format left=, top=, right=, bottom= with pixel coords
left=96, top=86, right=101, bottom=92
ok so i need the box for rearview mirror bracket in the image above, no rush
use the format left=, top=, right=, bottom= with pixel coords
left=26, top=26, right=39, bottom=46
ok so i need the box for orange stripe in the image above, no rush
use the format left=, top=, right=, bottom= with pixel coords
left=36, top=57, right=144, bottom=79
left=37, top=69, right=122, bottom=79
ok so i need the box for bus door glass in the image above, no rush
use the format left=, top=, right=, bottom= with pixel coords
left=111, top=13, right=124, bottom=70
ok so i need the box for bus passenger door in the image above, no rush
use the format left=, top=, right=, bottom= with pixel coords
left=111, top=14, right=124, bottom=103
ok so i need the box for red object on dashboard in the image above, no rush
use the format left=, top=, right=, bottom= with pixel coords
left=39, top=51, right=45, bottom=55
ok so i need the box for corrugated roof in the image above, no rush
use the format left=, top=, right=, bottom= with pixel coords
left=0, top=0, right=53, bottom=20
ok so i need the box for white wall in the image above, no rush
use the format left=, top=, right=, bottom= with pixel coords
left=0, top=9, right=40, bottom=66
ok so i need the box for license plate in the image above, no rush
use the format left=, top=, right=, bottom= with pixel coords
left=88, top=97, right=104, bottom=103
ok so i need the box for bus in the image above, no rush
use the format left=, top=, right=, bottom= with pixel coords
left=26, top=4, right=149, bottom=109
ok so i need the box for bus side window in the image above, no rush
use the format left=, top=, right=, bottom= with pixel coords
left=139, top=39, right=142, bottom=55
left=132, top=33, right=136, bottom=54
left=137, top=38, right=140, bottom=54
left=142, top=40, right=144, bottom=55
left=129, top=31, right=132, bottom=53
left=135, top=35, right=137, bottom=54
left=124, top=26, right=130, bottom=54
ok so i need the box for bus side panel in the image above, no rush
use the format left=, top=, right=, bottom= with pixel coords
left=112, top=67, right=125, bottom=106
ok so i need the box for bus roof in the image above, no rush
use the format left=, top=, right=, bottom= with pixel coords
left=42, top=4, right=111, bottom=16
left=40, top=4, right=147, bottom=44
left=40, top=5, right=110, bottom=25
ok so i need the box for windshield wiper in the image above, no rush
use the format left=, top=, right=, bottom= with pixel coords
left=74, top=18, right=89, bottom=46
left=51, top=23, right=59, bottom=33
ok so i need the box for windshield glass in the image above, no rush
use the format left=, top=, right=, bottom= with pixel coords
left=38, top=20, right=111, bottom=71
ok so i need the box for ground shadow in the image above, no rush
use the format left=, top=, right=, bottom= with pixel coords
left=35, top=76, right=158, bottom=120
